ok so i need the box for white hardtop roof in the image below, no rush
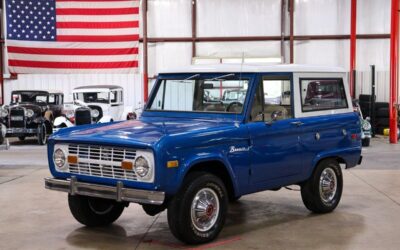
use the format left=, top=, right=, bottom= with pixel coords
left=73, top=85, right=122, bottom=93
left=159, top=64, right=346, bottom=74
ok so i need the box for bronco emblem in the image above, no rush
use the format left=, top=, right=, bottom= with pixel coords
left=229, top=146, right=250, bottom=153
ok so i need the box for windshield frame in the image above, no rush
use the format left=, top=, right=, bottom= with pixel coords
left=143, top=72, right=257, bottom=120
left=73, top=91, right=111, bottom=104
left=11, top=91, right=49, bottom=104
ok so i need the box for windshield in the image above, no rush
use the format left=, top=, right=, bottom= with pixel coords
left=11, top=92, right=48, bottom=104
left=74, top=92, right=110, bottom=104
left=147, top=75, right=249, bottom=113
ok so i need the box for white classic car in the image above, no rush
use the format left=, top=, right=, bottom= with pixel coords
left=54, top=85, right=136, bottom=131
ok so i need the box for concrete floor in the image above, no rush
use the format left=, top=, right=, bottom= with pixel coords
left=0, top=137, right=399, bottom=250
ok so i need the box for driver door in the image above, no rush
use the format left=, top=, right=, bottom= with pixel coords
left=247, top=75, right=302, bottom=186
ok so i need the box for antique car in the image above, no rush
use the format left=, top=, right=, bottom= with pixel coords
left=353, top=100, right=372, bottom=147
left=0, top=90, right=63, bottom=145
left=53, top=85, right=136, bottom=131
left=45, top=64, right=362, bottom=244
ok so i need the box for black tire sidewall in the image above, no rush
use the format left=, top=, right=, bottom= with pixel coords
left=168, top=172, right=228, bottom=244
left=68, top=195, right=125, bottom=227
left=37, top=123, right=46, bottom=145
left=302, top=159, right=343, bottom=213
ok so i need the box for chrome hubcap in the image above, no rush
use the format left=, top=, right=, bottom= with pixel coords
left=191, top=188, right=220, bottom=232
left=319, top=168, right=337, bottom=204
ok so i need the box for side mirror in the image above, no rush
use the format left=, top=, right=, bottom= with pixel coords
left=271, top=110, right=283, bottom=121
left=366, top=116, right=371, bottom=122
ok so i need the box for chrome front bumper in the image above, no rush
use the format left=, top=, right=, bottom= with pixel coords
left=44, top=177, right=165, bottom=205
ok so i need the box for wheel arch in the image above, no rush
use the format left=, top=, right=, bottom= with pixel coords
left=311, top=155, right=346, bottom=173
left=182, top=159, right=238, bottom=201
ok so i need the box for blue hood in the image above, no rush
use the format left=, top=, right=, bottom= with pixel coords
left=50, top=117, right=236, bottom=148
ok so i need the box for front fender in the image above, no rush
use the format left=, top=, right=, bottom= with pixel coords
left=172, top=153, right=239, bottom=197
left=54, top=116, right=73, bottom=127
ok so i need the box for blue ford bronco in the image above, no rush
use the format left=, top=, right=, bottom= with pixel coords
left=45, top=64, right=362, bottom=244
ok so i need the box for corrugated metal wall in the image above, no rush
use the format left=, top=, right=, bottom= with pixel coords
left=2, top=0, right=396, bottom=104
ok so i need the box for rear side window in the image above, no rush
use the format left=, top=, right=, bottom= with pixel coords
left=300, top=78, right=348, bottom=112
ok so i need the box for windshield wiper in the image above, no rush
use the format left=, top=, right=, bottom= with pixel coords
left=207, top=73, right=235, bottom=81
left=179, top=74, right=200, bottom=81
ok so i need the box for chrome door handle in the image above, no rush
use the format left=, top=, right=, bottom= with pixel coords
left=291, top=121, right=304, bottom=126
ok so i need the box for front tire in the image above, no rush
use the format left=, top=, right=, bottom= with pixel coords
left=68, top=195, right=125, bottom=227
left=167, top=172, right=228, bottom=244
left=37, top=123, right=47, bottom=145
left=301, top=159, right=343, bottom=213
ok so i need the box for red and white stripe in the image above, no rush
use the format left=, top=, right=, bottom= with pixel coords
left=7, top=0, right=140, bottom=74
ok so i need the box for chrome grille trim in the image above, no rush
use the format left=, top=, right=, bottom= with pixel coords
left=66, top=144, right=137, bottom=181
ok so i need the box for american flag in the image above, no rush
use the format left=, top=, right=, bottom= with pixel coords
left=5, top=0, right=140, bottom=74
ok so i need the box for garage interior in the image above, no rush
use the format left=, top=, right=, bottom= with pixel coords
left=1, top=0, right=400, bottom=249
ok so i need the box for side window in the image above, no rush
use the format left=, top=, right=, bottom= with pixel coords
left=48, top=94, right=56, bottom=104
left=111, top=91, right=117, bottom=103
left=250, top=76, right=292, bottom=122
left=300, top=78, right=348, bottom=112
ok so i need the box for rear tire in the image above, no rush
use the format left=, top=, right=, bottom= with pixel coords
left=18, top=136, right=25, bottom=141
left=68, top=195, right=125, bottom=227
left=167, top=172, right=228, bottom=244
left=301, top=159, right=343, bottom=213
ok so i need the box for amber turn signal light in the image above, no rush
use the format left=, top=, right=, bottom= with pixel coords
left=167, top=160, right=179, bottom=168
left=67, top=155, right=78, bottom=164
left=121, top=161, right=133, bottom=170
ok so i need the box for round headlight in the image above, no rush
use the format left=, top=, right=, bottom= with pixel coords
left=25, top=109, right=34, bottom=118
left=0, top=108, right=8, bottom=117
left=362, top=121, right=371, bottom=130
left=134, top=156, right=150, bottom=178
left=91, top=109, right=100, bottom=118
left=53, top=148, right=66, bottom=170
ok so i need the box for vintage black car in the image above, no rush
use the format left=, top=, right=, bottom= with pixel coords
left=0, top=90, right=64, bottom=145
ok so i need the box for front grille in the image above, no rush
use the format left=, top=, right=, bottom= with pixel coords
left=67, top=144, right=137, bottom=181
left=75, top=108, right=91, bottom=125
left=9, top=108, right=25, bottom=128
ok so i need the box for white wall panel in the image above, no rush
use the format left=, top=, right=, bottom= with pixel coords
left=356, top=40, right=390, bottom=71
left=196, top=41, right=282, bottom=58
left=148, top=42, right=192, bottom=76
left=358, top=0, right=390, bottom=34
left=294, top=0, right=350, bottom=35
left=147, top=0, right=191, bottom=37
left=294, top=40, right=349, bottom=69
left=197, top=0, right=282, bottom=37
left=4, top=74, right=144, bottom=108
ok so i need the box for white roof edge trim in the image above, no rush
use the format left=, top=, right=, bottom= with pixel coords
left=72, top=88, right=123, bottom=93
left=158, top=64, right=346, bottom=74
